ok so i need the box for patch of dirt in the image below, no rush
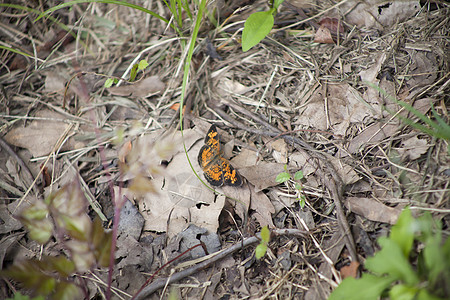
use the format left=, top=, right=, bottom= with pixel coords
left=0, top=0, right=448, bottom=299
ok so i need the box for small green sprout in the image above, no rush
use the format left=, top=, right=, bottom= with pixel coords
left=104, top=77, right=118, bottom=88
left=276, top=166, right=307, bottom=208
left=255, top=226, right=271, bottom=259
left=129, top=59, right=149, bottom=82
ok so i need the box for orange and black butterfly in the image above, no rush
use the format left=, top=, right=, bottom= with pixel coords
left=198, top=125, right=243, bottom=187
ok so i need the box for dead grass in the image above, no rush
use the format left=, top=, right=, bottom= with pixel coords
left=0, top=0, right=449, bottom=299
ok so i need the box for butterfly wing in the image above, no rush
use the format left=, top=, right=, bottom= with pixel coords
left=198, top=125, right=223, bottom=186
left=203, top=160, right=224, bottom=186
left=198, top=124, right=243, bottom=187
left=220, top=157, right=242, bottom=187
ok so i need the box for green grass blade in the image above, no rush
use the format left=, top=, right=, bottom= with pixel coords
left=366, top=82, right=450, bottom=141
left=0, top=45, right=39, bottom=61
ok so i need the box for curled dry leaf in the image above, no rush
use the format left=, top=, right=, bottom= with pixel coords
left=108, top=75, right=165, bottom=97
left=346, top=97, right=434, bottom=154
left=238, top=162, right=286, bottom=192
left=397, top=136, right=430, bottom=160
left=294, top=84, right=373, bottom=136
left=344, top=197, right=402, bottom=225
left=4, top=110, right=76, bottom=157
left=250, top=189, right=275, bottom=228
left=314, top=26, right=334, bottom=44
left=340, top=0, right=420, bottom=29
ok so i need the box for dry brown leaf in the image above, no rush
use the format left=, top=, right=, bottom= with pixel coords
left=43, top=67, right=69, bottom=94
left=231, top=147, right=259, bottom=168
left=0, top=202, right=24, bottom=234
left=267, top=139, right=288, bottom=163
left=319, top=17, right=344, bottom=36
left=108, top=75, right=165, bottom=97
left=340, top=0, right=420, bottom=29
left=406, top=50, right=438, bottom=90
left=288, top=152, right=317, bottom=177
left=359, top=52, right=386, bottom=83
left=269, top=190, right=297, bottom=213
left=294, top=84, right=373, bottom=136
left=397, top=136, right=429, bottom=160
left=359, top=52, right=386, bottom=116
left=4, top=110, right=76, bottom=157
left=222, top=185, right=251, bottom=224
left=347, top=122, right=398, bottom=154
left=314, top=26, right=334, bottom=44
left=115, top=235, right=153, bottom=269
left=250, top=188, right=275, bottom=228
left=290, top=151, right=359, bottom=185
left=344, top=197, right=402, bottom=225
left=340, top=261, right=360, bottom=279
left=328, top=154, right=360, bottom=185
left=346, top=97, right=434, bottom=154
left=238, top=162, right=286, bottom=192
left=216, top=76, right=248, bottom=96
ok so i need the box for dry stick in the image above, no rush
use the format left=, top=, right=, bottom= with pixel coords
left=213, top=104, right=358, bottom=263
left=133, top=228, right=306, bottom=299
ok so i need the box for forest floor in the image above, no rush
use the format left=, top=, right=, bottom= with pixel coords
left=0, top=0, right=449, bottom=299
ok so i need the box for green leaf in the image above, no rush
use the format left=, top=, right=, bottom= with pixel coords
left=260, top=226, right=270, bottom=243
left=389, top=284, right=418, bottom=300
left=53, top=281, right=81, bottom=300
left=390, top=208, right=415, bottom=258
left=36, top=256, right=75, bottom=278
left=1, top=261, right=56, bottom=296
left=0, top=45, right=35, bottom=59
left=423, top=231, right=446, bottom=286
left=129, top=63, right=139, bottom=82
left=6, top=292, right=45, bottom=300
left=294, top=170, right=304, bottom=180
left=242, top=10, right=274, bottom=52
left=91, top=217, right=112, bottom=267
left=58, top=215, right=91, bottom=241
left=255, top=243, right=267, bottom=259
left=19, top=201, right=53, bottom=244
left=365, top=237, right=419, bottom=286
left=276, top=172, right=291, bottom=183
left=443, top=237, right=450, bottom=269
left=104, top=78, right=115, bottom=88
left=138, top=59, right=149, bottom=71
left=431, top=104, right=450, bottom=139
left=416, top=289, right=446, bottom=300
left=329, top=273, right=395, bottom=300
left=298, top=195, right=306, bottom=209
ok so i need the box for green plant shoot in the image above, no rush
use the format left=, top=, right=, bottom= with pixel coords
left=242, top=0, right=285, bottom=52
left=329, top=207, right=450, bottom=300
left=256, top=226, right=271, bottom=259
